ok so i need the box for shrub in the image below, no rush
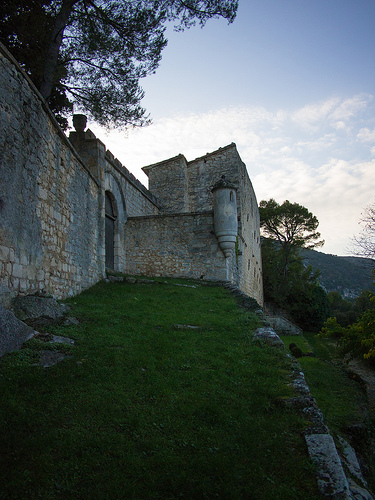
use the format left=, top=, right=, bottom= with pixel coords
left=320, top=294, right=375, bottom=363
left=290, top=346, right=303, bottom=358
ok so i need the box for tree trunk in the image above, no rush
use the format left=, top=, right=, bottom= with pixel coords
left=39, top=0, right=78, bottom=101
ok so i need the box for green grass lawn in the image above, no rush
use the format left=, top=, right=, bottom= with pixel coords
left=281, top=333, right=369, bottom=434
left=0, top=279, right=321, bottom=499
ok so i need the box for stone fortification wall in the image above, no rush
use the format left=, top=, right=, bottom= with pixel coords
left=235, top=161, right=263, bottom=303
left=0, top=46, right=103, bottom=300
left=125, top=212, right=228, bottom=281
left=0, top=45, right=159, bottom=302
left=0, top=41, right=263, bottom=309
left=105, top=152, right=158, bottom=217
left=142, top=144, right=263, bottom=305
left=143, top=155, right=188, bottom=213
left=186, top=144, right=263, bottom=303
left=186, top=144, right=241, bottom=212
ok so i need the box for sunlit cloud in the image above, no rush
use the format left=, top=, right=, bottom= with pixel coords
left=329, top=94, right=371, bottom=121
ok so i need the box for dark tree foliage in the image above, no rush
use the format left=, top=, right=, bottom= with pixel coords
left=327, top=291, right=357, bottom=327
left=259, top=200, right=328, bottom=330
left=259, top=198, right=324, bottom=277
left=262, top=238, right=329, bottom=330
left=327, top=289, right=375, bottom=327
left=0, top=0, right=238, bottom=130
left=0, top=0, right=73, bottom=129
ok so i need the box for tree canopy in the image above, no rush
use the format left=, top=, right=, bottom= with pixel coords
left=0, top=0, right=238, bottom=129
left=259, top=198, right=324, bottom=276
left=259, top=198, right=324, bottom=251
left=259, top=199, right=328, bottom=330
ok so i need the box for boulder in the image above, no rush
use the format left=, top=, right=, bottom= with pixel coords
left=11, top=295, right=69, bottom=327
left=252, top=327, right=285, bottom=347
left=0, top=303, right=34, bottom=357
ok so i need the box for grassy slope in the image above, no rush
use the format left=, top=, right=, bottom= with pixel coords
left=0, top=279, right=321, bottom=500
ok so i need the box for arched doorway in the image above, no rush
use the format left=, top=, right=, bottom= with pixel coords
left=105, top=192, right=116, bottom=269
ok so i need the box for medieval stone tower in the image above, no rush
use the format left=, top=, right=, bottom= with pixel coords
left=0, top=43, right=263, bottom=310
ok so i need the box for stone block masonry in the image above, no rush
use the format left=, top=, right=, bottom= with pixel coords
left=0, top=44, right=158, bottom=302
left=0, top=46, right=103, bottom=299
left=142, top=144, right=264, bottom=306
left=125, top=212, right=228, bottom=281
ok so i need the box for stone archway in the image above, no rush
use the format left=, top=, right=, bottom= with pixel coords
left=105, top=191, right=117, bottom=270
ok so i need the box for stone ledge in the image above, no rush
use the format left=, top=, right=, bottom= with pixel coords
left=252, top=325, right=374, bottom=499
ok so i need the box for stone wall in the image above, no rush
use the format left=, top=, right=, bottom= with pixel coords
left=0, top=44, right=159, bottom=301
left=104, top=152, right=158, bottom=218
left=143, top=155, right=188, bottom=213
left=141, top=144, right=264, bottom=306
left=236, top=160, right=263, bottom=301
left=125, top=212, right=228, bottom=281
left=0, top=46, right=103, bottom=299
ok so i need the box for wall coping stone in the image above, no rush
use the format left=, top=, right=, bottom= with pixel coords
left=142, top=154, right=186, bottom=174
left=142, top=143, right=238, bottom=175
left=105, top=152, right=158, bottom=206
left=187, top=142, right=237, bottom=166
left=127, top=210, right=213, bottom=221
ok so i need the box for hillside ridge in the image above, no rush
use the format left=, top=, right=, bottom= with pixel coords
left=301, top=248, right=374, bottom=298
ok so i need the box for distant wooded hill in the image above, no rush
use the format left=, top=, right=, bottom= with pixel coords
left=301, top=249, right=374, bottom=299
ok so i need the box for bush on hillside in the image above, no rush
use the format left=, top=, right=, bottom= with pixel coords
left=320, top=294, right=375, bottom=363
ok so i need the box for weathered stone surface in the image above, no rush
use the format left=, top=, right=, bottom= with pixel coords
left=0, top=283, right=14, bottom=308
left=63, top=316, right=79, bottom=326
left=12, top=295, right=69, bottom=323
left=338, top=437, right=370, bottom=492
left=51, top=335, right=75, bottom=345
left=173, top=324, right=200, bottom=330
left=265, top=315, right=303, bottom=335
left=290, top=369, right=311, bottom=395
left=252, top=327, right=285, bottom=347
left=347, top=479, right=374, bottom=500
left=0, top=303, right=34, bottom=357
left=36, top=350, right=70, bottom=368
left=305, top=434, right=352, bottom=499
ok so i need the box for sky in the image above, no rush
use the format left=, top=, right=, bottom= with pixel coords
left=86, top=0, right=375, bottom=257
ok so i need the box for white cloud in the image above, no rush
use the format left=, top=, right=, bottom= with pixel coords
left=291, top=97, right=340, bottom=129
left=328, top=94, right=370, bottom=122
left=291, top=94, right=372, bottom=132
left=357, top=127, right=375, bottom=143
left=88, top=96, right=375, bottom=256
